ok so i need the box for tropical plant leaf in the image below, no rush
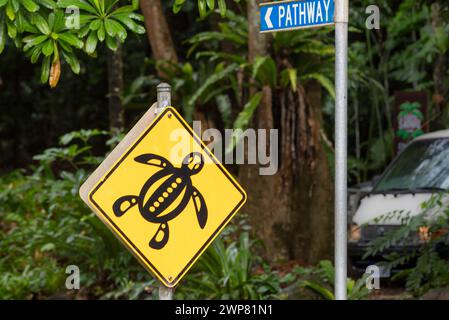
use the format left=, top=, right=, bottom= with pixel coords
left=301, top=73, right=335, bottom=100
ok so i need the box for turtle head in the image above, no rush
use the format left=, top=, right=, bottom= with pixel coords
left=182, top=152, right=204, bottom=175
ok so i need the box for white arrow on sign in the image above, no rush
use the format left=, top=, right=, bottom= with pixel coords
left=265, top=7, right=273, bottom=28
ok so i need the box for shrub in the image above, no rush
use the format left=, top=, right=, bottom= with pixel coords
left=0, top=130, right=154, bottom=299
left=177, top=232, right=290, bottom=300
left=0, top=129, right=291, bottom=300
left=364, top=192, right=449, bottom=296
left=294, top=260, right=370, bottom=300
left=0, top=129, right=369, bottom=300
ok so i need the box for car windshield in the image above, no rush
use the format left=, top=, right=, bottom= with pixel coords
left=373, top=138, right=449, bottom=193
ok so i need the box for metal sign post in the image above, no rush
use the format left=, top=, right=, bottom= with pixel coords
left=156, top=83, right=174, bottom=300
left=158, top=283, right=174, bottom=300
left=334, top=0, right=348, bottom=300
left=259, top=0, right=348, bottom=300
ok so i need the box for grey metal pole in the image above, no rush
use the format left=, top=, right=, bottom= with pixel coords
left=334, top=0, right=348, bottom=300
left=156, top=82, right=171, bottom=114
left=156, top=82, right=174, bottom=301
left=158, top=285, right=174, bottom=300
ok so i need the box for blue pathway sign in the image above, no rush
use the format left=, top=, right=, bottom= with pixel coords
left=260, top=0, right=335, bottom=33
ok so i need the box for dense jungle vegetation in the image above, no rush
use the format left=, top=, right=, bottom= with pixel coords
left=0, top=0, right=448, bottom=299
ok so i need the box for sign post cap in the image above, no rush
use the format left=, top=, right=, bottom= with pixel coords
left=157, top=82, right=171, bottom=92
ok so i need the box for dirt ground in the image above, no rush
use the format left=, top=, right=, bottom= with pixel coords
left=368, top=281, right=412, bottom=300
left=368, top=281, right=449, bottom=300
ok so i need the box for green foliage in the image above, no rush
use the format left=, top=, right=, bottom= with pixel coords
left=173, top=0, right=241, bottom=18
left=124, top=8, right=334, bottom=146
left=0, top=129, right=154, bottom=299
left=0, top=130, right=296, bottom=299
left=232, top=92, right=263, bottom=130
left=187, top=63, right=240, bottom=115
left=157, top=60, right=240, bottom=122
left=225, top=92, right=263, bottom=154
left=272, top=27, right=335, bottom=97
left=173, top=8, right=334, bottom=142
left=178, top=232, right=287, bottom=300
left=367, top=130, right=394, bottom=170
left=2, top=0, right=449, bottom=300
left=295, top=260, right=370, bottom=300
left=0, top=0, right=144, bottom=87
left=2, top=129, right=359, bottom=300
left=301, top=73, right=335, bottom=99
left=57, top=0, right=145, bottom=52
left=252, top=56, right=277, bottom=87
left=345, top=0, right=449, bottom=183
left=0, top=129, right=373, bottom=300
left=364, top=192, right=449, bottom=296
left=123, top=10, right=250, bottom=127
left=388, top=0, right=449, bottom=88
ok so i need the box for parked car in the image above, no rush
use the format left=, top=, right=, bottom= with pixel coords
left=348, top=130, right=449, bottom=276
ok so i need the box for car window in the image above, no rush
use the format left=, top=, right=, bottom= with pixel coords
left=374, top=138, right=449, bottom=192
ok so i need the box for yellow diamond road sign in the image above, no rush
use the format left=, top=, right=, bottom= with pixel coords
left=84, top=107, right=246, bottom=287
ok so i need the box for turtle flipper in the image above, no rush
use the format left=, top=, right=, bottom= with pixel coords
left=192, top=186, right=208, bottom=229
left=134, top=154, right=173, bottom=169
left=113, top=195, right=138, bottom=217
left=149, top=222, right=169, bottom=250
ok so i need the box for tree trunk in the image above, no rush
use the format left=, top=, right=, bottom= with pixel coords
left=430, top=2, right=447, bottom=130
left=139, top=0, right=178, bottom=65
left=107, top=43, right=124, bottom=134
left=239, top=0, right=334, bottom=264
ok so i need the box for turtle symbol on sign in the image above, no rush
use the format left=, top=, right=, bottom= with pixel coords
left=112, top=152, right=208, bottom=250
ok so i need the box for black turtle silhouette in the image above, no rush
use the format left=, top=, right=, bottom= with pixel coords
left=112, top=152, right=208, bottom=250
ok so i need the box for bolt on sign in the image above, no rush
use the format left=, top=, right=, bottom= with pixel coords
left=79, top=106, right=246, bottom=287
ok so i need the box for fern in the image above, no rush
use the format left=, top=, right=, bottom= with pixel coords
left=186, top=63, right=239, bottom=119
left=297, top=260, right=370, bottom=300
